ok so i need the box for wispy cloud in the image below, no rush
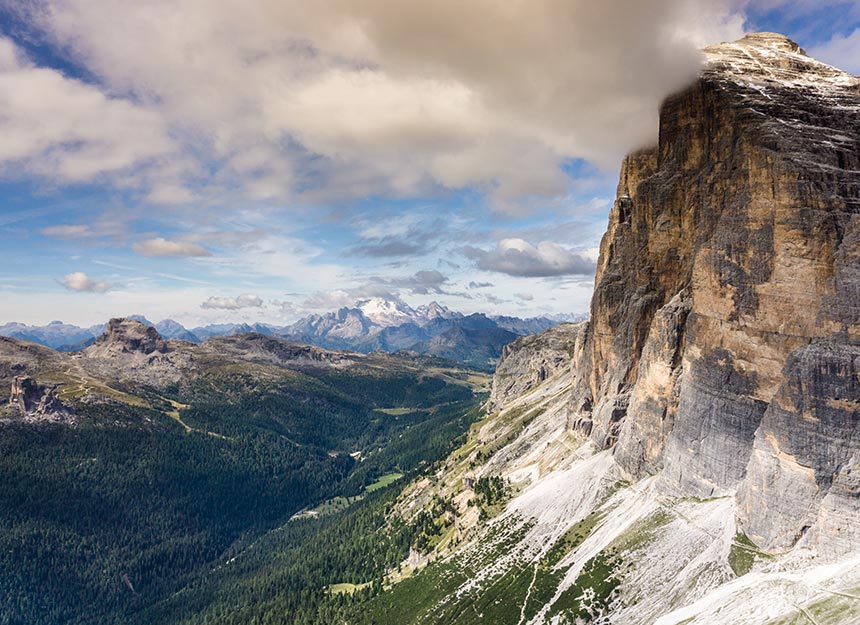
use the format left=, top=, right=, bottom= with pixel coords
left=200, top=293, right=263, bottom=310
left=809, top=28, right=860, bottom=73
left=133, top=237, right=212, bottom=258
left=370, top=269, right=449, bottom=294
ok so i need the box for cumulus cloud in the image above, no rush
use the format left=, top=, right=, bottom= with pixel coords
left=200, top=293, right=263, bottom=309
left=16, top=0, right=744, bottom=209
left=464, top=239, right=596, bottom=277
left=60, top=271, right=115, bottom=292
left=299, top=284, right=402, bottom=311
left=300, top=289, right=357, bottom=311
left=133, top=237, right=212, bottom=257
left=0, top=36, right=176, bottom=186
left=514, top=292, right=534, bottom=301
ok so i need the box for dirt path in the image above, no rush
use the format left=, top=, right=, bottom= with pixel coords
left=161, top=397, right=229, bottom=440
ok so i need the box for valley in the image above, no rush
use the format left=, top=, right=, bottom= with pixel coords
left=0, top=319, right=489, bottom=625
left=1, top=25, right=859, bottom=625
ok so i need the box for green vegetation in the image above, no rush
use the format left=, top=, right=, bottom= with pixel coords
left=729, top=531, right=771, bottom=576
left=547, top=547, right=624, bottom=622
left=544, top=511, right=603, bottom=566
left=365, top=472, right=404, bottom=492
left=360, top=518, right=535, bottom=625
left=291, top=473, right=404, bottom=520
left=0, top=361, right=486, bottom=625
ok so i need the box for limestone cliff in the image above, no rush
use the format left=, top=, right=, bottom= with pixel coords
left=489, top=322, right=584, bottom=413
left=568, top=33, right=860, bottom=555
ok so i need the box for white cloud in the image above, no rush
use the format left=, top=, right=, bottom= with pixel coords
left=41, top=220, right=128, bottom=241
left=300, top=290, right=356, bottom=311
left=371, top=269, right=449, bottom=294
left=133, top=237, right=212, bottom=257
left=0, top=37, right=176, bottom=186
left=200, top=293, right=263, bottom=309
left=19, top=0, right=744, bottom=209
left=464, top=239, right=595, bottom=277
left=41, top=224, right=91, bottom=239
left=810, top=28, right=860, bottom=74
left=60, top=271, right=115, bottom=292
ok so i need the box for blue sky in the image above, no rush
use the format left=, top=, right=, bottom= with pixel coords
left=0, top=0, right=858, bottom=326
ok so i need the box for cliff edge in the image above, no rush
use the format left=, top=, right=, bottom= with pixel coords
left=567, top=32, right=860, bottom=555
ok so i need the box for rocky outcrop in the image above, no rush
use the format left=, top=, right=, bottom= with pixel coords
left=738, top=343, right=860, bottom=553
left=565, top=33, right=860, bottom=556
left=87, top=318, right=169, bottom=356
left=8, top=376, right=67, bottom=421
left=200, top=333, right=354, bottom=367
left=489, top=322, right=584, bottom=413
left=81, top=318, right=191, bottom=387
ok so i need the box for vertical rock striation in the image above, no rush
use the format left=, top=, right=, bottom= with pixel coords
left=568, top=33, right=860, bottom=555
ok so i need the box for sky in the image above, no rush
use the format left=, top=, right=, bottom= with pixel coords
left=0, top=0, right=859, bottom=327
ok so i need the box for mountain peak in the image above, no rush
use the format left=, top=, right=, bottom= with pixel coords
left=356, top=297, right=415, bottom=327
left=736, top=32, right=805, bottom=55
left=88, top=318, right=168, bottom=355
left=704, top=31, right=858, bottom=89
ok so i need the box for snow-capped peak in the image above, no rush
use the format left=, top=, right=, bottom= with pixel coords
left=355, top=298, right=416, bottom=327
left=704, top=32, right=859, bottom=91
left=414, top=301, right=461, bottom=325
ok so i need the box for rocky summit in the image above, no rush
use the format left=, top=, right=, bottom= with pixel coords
left=568, top=32, right=860, bottom=553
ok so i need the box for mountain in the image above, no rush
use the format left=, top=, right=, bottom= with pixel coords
left=154, top=319, right=200, bottom=342
left=159, top=33, right=860, bottom=625
left=407, top=313, right=520, bottom=369
left=280, top=302, right=555, bottom=369
left=0, top=318, right=490, bottom=625
left=285, top=306, right=380, bottom=344
left=0, top=320, right=103, bottom=350
left=491, top=314, right=562, bottom=335
left=0, top=301, right=565, bottom=369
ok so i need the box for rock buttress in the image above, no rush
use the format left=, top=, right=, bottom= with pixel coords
left=568, top=33, right=860, bottom=551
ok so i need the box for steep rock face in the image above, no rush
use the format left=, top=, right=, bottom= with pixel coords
left=739, top=343, right=860, bottom=553
left=489, top=322, right=584, bottom=413
left=568, top=33, right=860, bottom=553
left=8, top=376, right=66, bottom=420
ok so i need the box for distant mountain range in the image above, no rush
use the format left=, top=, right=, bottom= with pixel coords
left=0, top=299, right=586, bottom=370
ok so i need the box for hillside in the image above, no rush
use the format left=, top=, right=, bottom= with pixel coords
left=312, top=33, right=860, bottom=625
left=2, top=30, right=859, bottom=625
left=0, top=319, right=489, bottom=625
